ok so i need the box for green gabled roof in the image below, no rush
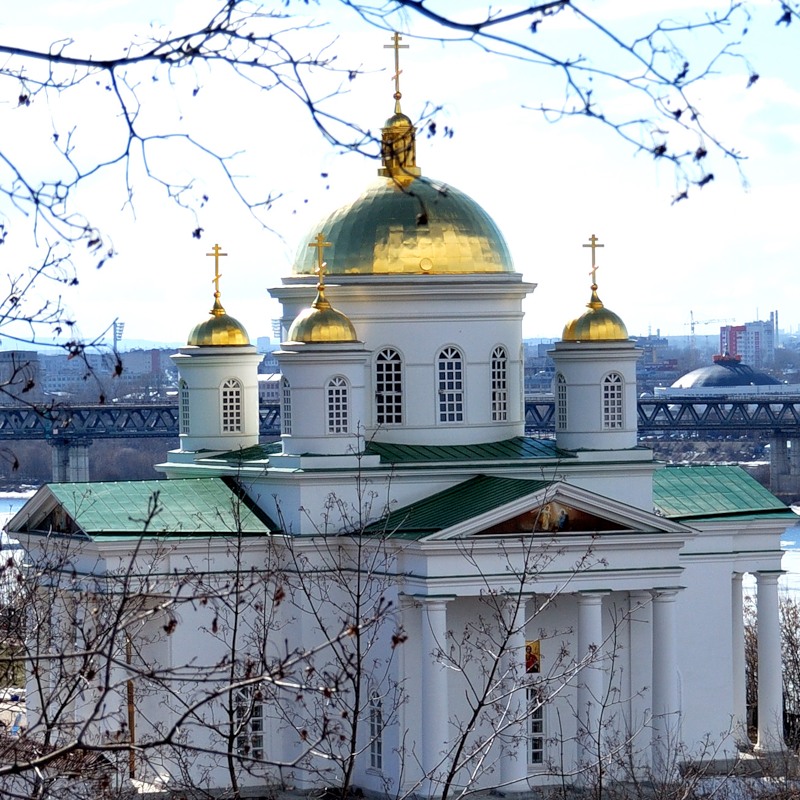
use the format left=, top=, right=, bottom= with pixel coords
left=366, top=437, right=569, bottom=465
left=653, top=466, right=789, bottom=520
left=43, top=478, right=274, bottom=536
left=370, top=475, right=551, bottom=539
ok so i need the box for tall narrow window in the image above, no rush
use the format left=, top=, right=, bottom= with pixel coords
left=527, top=687, right=545, bottom=766
left=235, top=686, right=264, bottom=761
left=438, top=347, right=464, bottom=423
left=179, top=380, right=190, bottom=435
left=281, top=377, right=292, bottom=435
left=327, top=376, right=349, bottom=434
left=369, top=689, right=384, bottom=771
left=556, top=374, right=567, bottom=431
left=491, top=346, right=508, bottom=422
left=376, top=348, right=403, bottom=425
left=602, top=372, right=624, bottom=429
left=221, top=378, right=243, bottom=433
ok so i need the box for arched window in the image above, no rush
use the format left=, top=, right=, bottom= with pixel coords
left=602, top=372, right=624, bottom=429
left=281, top=377, right=292, bottom=435
left=555, top=374, right=567, bottom=431
left=327, top=376, right=349, bottom=434
left=221, top=378, right=243, bottom=433
left=375, top=348, right=403, bottom=425
left=437, top=346, right=464, bottom=423
left=491, top=346, right=508, bottom=422
left=369, top=689, right=384, bottom=771
left=179, top=380, right=190, bottom=435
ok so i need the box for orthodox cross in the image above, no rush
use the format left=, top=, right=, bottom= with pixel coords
left=384, top=32, right=409, bottom=102
left=206, top=243, right=228, bottom=295
left=308, top=232, right=332, bottom=286
left=582, top=234, right=604, bottom=285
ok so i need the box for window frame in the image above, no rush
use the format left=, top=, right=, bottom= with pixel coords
left=437, top=346, right=465, bottom=423
left=375, top=348, right=403, bottom=426
left=602, top=372, right=624, bottom=429
left=369, top=689, right=384, bottom=771
left=235, top=685, right=264, bottom=762
left=555, top=373, right=567, bottom=431
left=179, top=380, right=190, bottom=435
left=326, top=375, right=350, bottom=435
left=491, top=345, right=508, bottom=422
left=221, top=378, right=244, bottom=433
left=281, top=377, right=292, bottom=435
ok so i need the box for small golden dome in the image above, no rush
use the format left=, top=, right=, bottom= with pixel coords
left=562, top=288, right=629, bottom=342
left=286, top=232, right=359, bottom=344
left=286, top=300, right=358, bottom=343
left=188, top=297, right=251, bottom=346
left=293, top=178, right=514, bottom=276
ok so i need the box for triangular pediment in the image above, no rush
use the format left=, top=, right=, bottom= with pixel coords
left=373, top=475, right=692, bottom=542
left=433, top=481, right=692, bottom=540
left=475, top=498, right=625, bottom=536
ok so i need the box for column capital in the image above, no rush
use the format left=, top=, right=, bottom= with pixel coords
left=651, top=586, right=684, bottom=601
left=576, top=589, right=610, bottom=603
left=755, top=570, right=785, bottom=585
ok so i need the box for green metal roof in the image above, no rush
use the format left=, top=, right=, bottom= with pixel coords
left=211, top=442, right=282, bottom=463
left=370, top=475, right=551, bottom=539
left=366, top=437, right=569, bottom=465
left=44, top=479, right=274, bottom=535
left=653, top=466, right=789, bottom=520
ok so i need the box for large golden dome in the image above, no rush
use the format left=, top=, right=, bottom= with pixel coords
left=562, top=288, right=628, bottom=342
left=292, top=177, right=514, bottom=276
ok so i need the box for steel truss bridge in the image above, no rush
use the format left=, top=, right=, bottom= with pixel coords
left=1, top=397, right=800, bottom=441
left=525, top=397, right=800, bottom=434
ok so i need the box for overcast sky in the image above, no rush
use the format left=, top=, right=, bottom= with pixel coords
left=2, top=1, right=798, bottom=349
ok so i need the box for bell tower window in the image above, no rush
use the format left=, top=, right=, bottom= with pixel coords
left=327, top=376, right=349, bottom=434
left=437, top=347, right=464, bottom=423
left=221, top=378, right=243, bottom=433
left=281, top=377, right=292, bottom=436
left=376, top=348, right=403, bottom=425
left=556, top=374, right=567, bottom=431
left=602, top=372, right=624, bottom=429
left=179, top=380, right=190, bottom=435
left=491, top=346, right=508, bottom=422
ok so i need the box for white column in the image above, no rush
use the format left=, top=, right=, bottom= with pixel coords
left=576, top=592, right=607, bottom=771
left=628, top=591, right=652, bottom=765
left=421, top=597, right=452, bottom=796
left=731, top=573, right=748, bottom=745
left=500, top=600, right=529, bottom=790
left=651, top=588, right=680, bottom=778
left=755, top=571, right=785, bottom=753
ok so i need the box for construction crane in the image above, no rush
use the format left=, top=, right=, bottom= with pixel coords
left=685, top=311, right=732, bottom=366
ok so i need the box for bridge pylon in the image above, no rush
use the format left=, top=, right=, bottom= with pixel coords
left=768, top=434, right=800, bottom=501
left=50, top=439, right=91, bottom=483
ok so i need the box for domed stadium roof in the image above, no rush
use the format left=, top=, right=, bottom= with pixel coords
left=672, top=357, right=780, bottom=389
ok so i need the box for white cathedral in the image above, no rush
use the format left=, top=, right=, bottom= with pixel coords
left=7, top=42, right=793, bottom=798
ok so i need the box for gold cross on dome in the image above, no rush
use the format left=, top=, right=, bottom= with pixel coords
left=582, top=234, right=604, bottom=285
left=384, top=32, right=409, bottom=102
left=308, top=232, right=332, bottom=285
left=206, top=243, right=228, bottom=295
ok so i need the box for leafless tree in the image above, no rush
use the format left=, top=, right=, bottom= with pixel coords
left=0, top=487, right=397, bottom=799
left=0, top=0, right=796, bottom=260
